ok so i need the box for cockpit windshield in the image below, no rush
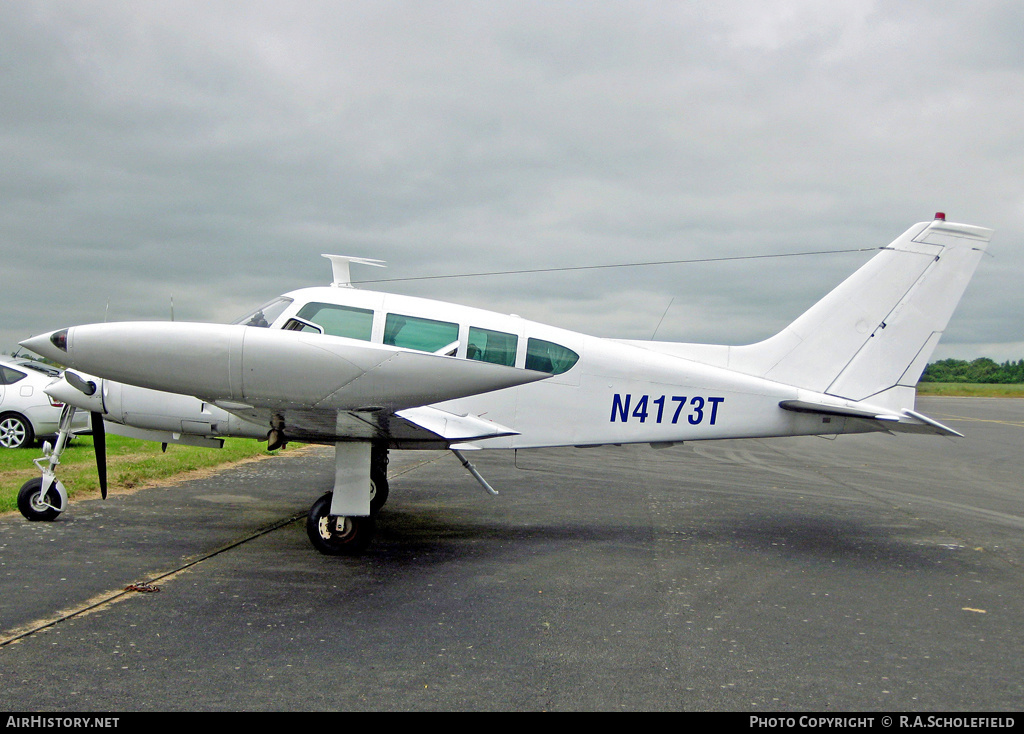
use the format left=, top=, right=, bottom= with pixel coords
left=233, top=297, right=293, bottom=328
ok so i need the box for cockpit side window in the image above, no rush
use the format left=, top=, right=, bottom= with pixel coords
left=525, top=338, right=579, bottom=375
left=467, top=326, right=517, bottom=367
left=295, top=302, right=374, bottom=341
left=384, top=313, right=459, bottom=353
left=233, top=297, right=293, bottom=328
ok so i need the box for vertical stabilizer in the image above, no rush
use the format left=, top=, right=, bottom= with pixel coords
left=735, top=216, right=992, bottom=407
left=623, top=217, right=992, bottom=413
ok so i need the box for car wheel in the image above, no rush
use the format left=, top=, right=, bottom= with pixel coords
left=0, top=413, right=34, bottom=449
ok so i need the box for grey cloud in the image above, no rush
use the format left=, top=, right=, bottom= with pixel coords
left=2, top=1, right=1021, bottom=362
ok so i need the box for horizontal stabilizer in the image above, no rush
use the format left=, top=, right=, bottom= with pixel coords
left=779, top=398, right=962, bottom=437
left=901, top=409, right=963, bottom=437
left=779, top=399, right=902, bottom=422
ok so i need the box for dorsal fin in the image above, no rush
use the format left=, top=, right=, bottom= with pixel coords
left=322, top=255, right=386, bottom=288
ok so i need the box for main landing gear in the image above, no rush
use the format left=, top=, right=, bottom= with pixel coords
left=305, top=442, right=389, bottom=555
left=304, top=445, right=501, bottom=555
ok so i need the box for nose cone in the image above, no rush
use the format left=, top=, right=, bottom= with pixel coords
left=20, top=329, right=71, bottom=365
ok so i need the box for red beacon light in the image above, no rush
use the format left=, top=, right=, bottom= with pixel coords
left=934, top=212, right=946, bottom=220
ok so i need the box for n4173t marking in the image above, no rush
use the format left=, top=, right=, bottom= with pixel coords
left=610, top=394, right=725, bottom=425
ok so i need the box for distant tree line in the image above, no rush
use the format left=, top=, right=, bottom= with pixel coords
left=920, top=358, right=1024, bottom=384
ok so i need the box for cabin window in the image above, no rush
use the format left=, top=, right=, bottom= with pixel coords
left=525, top=338, right=579, bottom=375
left=467, top=327, right=517, bottom=367
left=234, top=297, right=293, bottom=328
left=295, top=302, right=374, bottom=341
left=384, top=313, right=459, bottom=353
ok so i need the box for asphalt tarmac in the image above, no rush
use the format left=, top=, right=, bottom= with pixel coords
left=1, top=397, right=1022, bottom=712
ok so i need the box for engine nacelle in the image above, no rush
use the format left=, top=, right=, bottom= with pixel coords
left=100, top=381, right=266, bottom=440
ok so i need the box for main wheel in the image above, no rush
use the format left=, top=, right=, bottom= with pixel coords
left=306, top=492, right=376, bottom=555
left=18, top=478, right=62, bottom=521
left=369, top=472, right=389, bottom=515
left=370, top=443, right=389, bottom=514
left=0, top=414, right=33, bottom=449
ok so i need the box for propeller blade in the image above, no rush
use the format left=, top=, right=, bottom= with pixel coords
left=92, top=412, right=107, bottom=500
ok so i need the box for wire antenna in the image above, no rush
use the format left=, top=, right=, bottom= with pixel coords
left=356, top=247, right=882, bottom=285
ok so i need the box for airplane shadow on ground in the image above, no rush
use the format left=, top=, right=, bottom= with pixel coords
left=344, top=500, right=990, bottom=579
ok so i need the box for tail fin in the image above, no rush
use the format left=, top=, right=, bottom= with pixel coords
left=632, top=216, right=992, bottom=411
left=738, top=216, right=992, bottom=408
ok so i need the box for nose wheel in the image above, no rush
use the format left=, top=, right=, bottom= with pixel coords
left=17, top=477, right=63, bottom=521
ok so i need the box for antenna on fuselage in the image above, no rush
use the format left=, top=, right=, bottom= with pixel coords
left=322, top=255, right=387, bottom=288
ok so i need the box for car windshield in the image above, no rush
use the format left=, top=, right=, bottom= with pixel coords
left=233, top=297, right=293, bottom=328
left=18, top=361, right=60, bottom=377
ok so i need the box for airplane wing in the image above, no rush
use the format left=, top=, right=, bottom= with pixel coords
left=201, top=402, right=519, bottom=449
left=23, top=321, right=549, bottom=447
left=23, top=321, right=548, bottom=412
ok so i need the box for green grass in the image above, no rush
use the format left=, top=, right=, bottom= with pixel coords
left=915, top=382, right=1024, bottom=398
left=1, top=435, right=286, bottom=515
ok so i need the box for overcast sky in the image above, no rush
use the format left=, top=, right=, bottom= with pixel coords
left=3, top=1, right=1021, bottom=363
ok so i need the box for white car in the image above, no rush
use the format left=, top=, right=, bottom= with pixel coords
left=0, top=356, right=89, bottom=449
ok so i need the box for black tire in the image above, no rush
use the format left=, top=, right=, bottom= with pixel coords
left=18, top=477, right=62, bottom=521
left=306, top=492, right=376, bottom=555
left=0, top=413, right=34, bottom=450
left=370, top=443, right=389, bottom=514
left=370, top=472, right=389, bottom=515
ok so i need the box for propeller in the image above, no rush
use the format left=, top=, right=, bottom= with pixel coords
left=61, top=371, right=108, bottom=500
left=92, top=411, right=107, bottom=499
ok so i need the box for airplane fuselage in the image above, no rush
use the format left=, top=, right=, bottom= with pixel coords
left=30, top=284, right=873, bottom=452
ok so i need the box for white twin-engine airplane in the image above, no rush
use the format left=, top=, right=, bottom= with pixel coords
left=19, top=214, right=991, bottom=555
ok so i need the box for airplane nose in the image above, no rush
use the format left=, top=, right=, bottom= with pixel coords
left=19, top=329, right=70, bottom=363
